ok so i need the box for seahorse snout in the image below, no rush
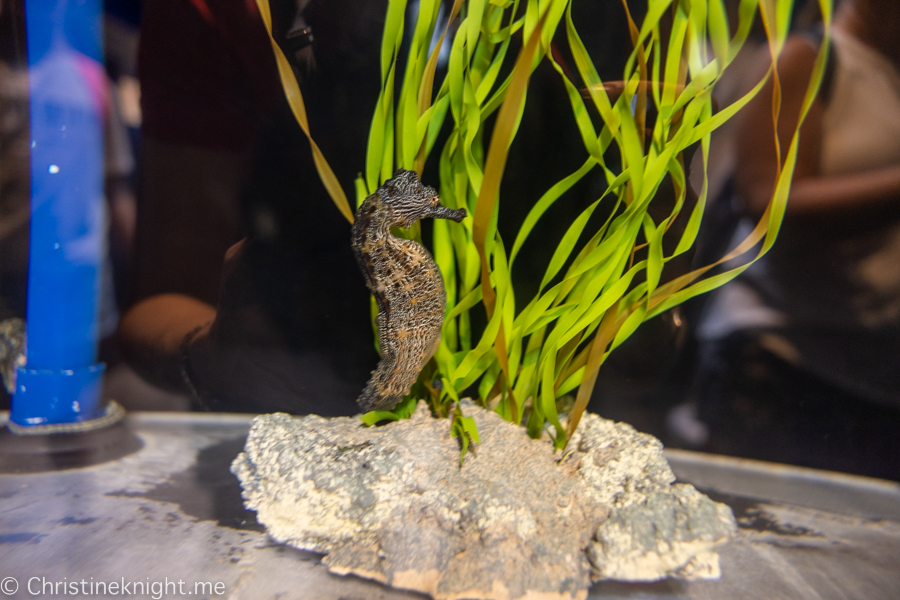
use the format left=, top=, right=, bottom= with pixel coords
left=429, top=205, right=467, bottom=222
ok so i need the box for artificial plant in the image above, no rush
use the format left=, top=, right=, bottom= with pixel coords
left=256, top=0, right=832, bottom=450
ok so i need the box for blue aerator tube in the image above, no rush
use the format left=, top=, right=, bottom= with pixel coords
left=10, top=0, right=107, bottom=428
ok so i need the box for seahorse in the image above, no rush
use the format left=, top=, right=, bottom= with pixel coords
left=351, top=169, right=467, bottom=412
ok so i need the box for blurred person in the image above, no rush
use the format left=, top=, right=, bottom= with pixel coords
left=691, top=0, right=900, bottom=480
left=119, top=0, right=384, bottom=415
left=131, top=0, right=284, bottom=305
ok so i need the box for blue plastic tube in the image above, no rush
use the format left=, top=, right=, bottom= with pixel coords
left=10, top=0, right=107, bottom=428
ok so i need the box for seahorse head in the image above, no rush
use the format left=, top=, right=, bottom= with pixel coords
left=377, top=169, right=467, bottom=228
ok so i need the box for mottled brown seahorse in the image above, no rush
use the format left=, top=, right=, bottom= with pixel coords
left=351, top=169, right=467, bottom=412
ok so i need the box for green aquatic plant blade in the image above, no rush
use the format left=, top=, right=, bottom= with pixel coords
left=288, top=0, right=830, bottom=455
left=645, top=0, right=833, bottom=321
left=559, top=0, right=833, bottom=444
left=416, top=0, right=466, bottom=173
left=451, top=404, right=481, bottom=466
left=360, top=395, right=419, bottom=425
left=255, top=0, right=353, bottom=223
left=366, top=0, right=408, bottom=193
left=473, top=3, right=557, bottom=311
left=467, top=5, right=555, bottom=423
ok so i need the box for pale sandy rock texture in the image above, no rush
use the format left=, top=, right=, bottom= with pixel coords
left=232, top=402, right=736, bottom=600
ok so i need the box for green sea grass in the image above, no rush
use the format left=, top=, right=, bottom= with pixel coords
left=257, top=0, right=832, bottom=450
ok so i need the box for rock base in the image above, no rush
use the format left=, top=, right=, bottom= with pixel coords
left=232, top=402, right=736, bottom=600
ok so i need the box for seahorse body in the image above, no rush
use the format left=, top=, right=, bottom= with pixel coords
left=351, top=169, right=467, bottom=412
